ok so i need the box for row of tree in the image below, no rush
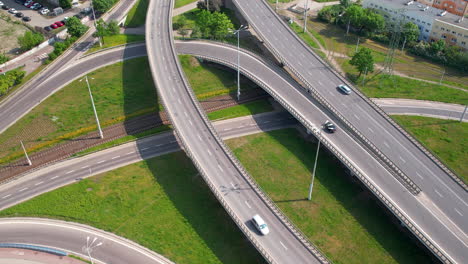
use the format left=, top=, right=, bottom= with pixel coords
left=60, top=0, right=115, bottom=12
left=191, top=10, right=234, bottom=39
left=411, top=40, right=468, bottom=72
left=0, top=69, right=25, bottom=96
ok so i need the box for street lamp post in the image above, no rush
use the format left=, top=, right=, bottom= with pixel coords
left=81, top=76, right=103, bottom=139
left=303, top=0, right=309, bottom=33
left=232, top=25, right=248, bottom=101
left=460, top=105, right=467, bottom=122
left=90, top=0, right=102, bottom=47
left=20, top=141, right=32, bottom=166
left=308, top=129, right=321, bottom=201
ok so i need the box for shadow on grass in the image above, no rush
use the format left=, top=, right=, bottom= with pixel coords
left=145, top=153, right=266, bottom=264
left=261, top=128, right=434, bottom=263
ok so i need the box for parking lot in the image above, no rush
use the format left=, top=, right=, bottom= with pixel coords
left=0, top=0, right=90, bottom=28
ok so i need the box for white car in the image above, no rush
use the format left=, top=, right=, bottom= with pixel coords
left=0, top=1, right=4, bottom=7
left=8, top=8, right=18, bottom=14
left=252, top=214, right=270, bottom=235
left=40, top=8, right=49, bottom=15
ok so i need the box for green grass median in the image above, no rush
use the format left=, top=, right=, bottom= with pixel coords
left=392, top=115, right=467, bottom=183
left=0, top=152, right=265, bottom=264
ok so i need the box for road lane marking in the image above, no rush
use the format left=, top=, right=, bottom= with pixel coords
left=217, top=165, right=224, bottom=172
left=353, top=114, right=360, bottom=120
left=34, top=181, right=44, bottom=186
left=126, top=151, right=135, bottom=155
left=279, top=241, right=288, bottom=250
left=230, top=182, right=236, bottom=188
left=97, top=160, right=106, bottom=164
left=454, top=208, right=463, bottom=216
left=155, top=144, right=163, bottom=147
left=263, top=121, right=270, bottom=124
left=434, top=189, right=444, bottom=198
left=81, top=165, right=89, bottom=169
left=66, top=170, right=75, bottom=174
left=415, top=172, right=424, bottom=179
left=207, top=150, right=212, bottom=156
left=111, top=156, right=120, bottom=160
left=224, top=128, right=232, bottom=131
left=318, top=81, right=322, bottom=86
left=2, top=194, right=11, bottom=199
left=244, top=200, right=252, bottom=209
left=18, top=187, right=28, bottom=192
left=188, top=120, right=193, bottom=126
left=399, top=156, right=406, bottom=163
left=51, top=176, right=59, bottom=180
left=368, top=127, right=374, bottom=133
left=141, top=147, right=150, bottom=151
left=383, top=141, right=390, bottom=148
left=184, top=111, right=188, bottom=117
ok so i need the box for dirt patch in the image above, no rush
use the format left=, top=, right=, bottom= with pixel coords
left=188, top=56, right=200, bottom=67
left=0, top=16, right=32, bottom=58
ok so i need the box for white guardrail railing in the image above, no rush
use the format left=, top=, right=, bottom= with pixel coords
left=232, top=0, right=466, bottom=192
left=187, top=47, right=453, bottom=264
left=150, top=1, right=331, bottom=263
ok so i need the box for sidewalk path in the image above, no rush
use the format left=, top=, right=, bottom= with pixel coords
left=0, top=248, right=85, bottom=264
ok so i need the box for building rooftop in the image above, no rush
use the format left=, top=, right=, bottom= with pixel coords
left=369, top=0, right=468, bottom=29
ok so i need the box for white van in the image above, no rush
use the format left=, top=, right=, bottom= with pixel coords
left=252, top=214, right=270, bottom=235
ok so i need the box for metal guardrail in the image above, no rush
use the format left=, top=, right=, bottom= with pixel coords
left=191, top=52, right=453, bottom=264
left=230, top=1, right=455, bottom=262
left=231, top=1, right=422, bottom=196
left=239, top=0, right=466, bottom=192
left=0, top=243, right=67, bottom=256
left=147, top=1, right=331, bottom=263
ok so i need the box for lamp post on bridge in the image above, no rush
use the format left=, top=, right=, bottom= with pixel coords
left=232, top=25, right=249, bottom=101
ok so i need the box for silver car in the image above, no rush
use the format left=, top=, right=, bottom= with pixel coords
left=338, top=84, right=352, bottom=95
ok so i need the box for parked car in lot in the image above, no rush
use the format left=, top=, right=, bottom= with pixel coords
left=54, top=21, right=64, bottom=27
left=15, top=0, right=25, bottom=4
left=15, top=12, right=23, bottom=17
left=44, top=25, right=52, bottom=31
left=8, top=8, right=18, bottom=14
left=22, top=16, right=31, bottom=21
left=323, top=120, right=336, bottom=133
left=337, top=84, right=352, bottom=95
left=0, top=1, right=4, bottom=7
left=50, top=23, right=58, bottom=29
left=31, top=3, right=42, bottom=9
left=1, top=5, right=8, bottom=10
left=40, top=8, right=49, bottom=15
left=24, top=0, right=33, bottom=5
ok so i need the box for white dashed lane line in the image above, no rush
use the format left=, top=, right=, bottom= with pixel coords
left=51, top=176, right=59, bottom=180
left=111, top=156, right=120, bottom=160
left=66, top=170, right=75, bottom=174
left=415, top=172, right=424, bottom=179
left=18, top=187, right=28, bottom=192
left=2, top=194, right=11, bottom=199
left=97, top=160, right=106, bottom=164
left=434, top=189, right=444, bottom=198
left=34, top=181, right=44, bottom=186
left=279, top=241, right=288, bottom=250
left=244, top=200, right=252, bottom=209
left=454, top=208, right=463, bottom=216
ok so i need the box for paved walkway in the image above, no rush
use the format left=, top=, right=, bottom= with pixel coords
left=0, top=248, right=85, bottom=264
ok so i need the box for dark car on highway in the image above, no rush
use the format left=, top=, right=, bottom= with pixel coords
left=324, top=120, right=336, bottom=133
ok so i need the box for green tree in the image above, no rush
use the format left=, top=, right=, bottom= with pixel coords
left=211, top=12, right=233, bottom=39
left=178, top=28, right=189, bottom=39
left=402, top=22, right=420, bottom=43
left=0, top=69, right=25, bottom=96
left=196, top=10, right=213, bottom=38
left=430, top=39, right=445, bottom=54
left=344, top=5, right=365, bottom=30
left=349, top=47, right=374, bottom=77
left=66, top=17, right=89, bottom=37
left=340, top=0, right=351, bottom=8
left=0, top=53, right=9, bottom=64
left=106, top=20, right=120, bottom=35
left=363, top=9, right=385, bottom=33
left=173, top=16, right=187, bottom=30
left=17, top=31, right=44, bottom=51
left=93, top=0, right=114, bottom=13
left=59, top=0, right=72, bottom=9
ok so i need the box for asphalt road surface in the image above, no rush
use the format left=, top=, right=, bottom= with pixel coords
left=0, top=112, right=296, bottom=210
left=0, top=0, right=138, bottom=135
left=230, top=1, right=468, bottom=262
left=0, top=218, right=174, bottom=264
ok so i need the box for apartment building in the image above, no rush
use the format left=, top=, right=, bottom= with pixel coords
left=431, top=0, right=468, bottom=16
left=430, top=19, right=468, bottom=48
left=363, top=0, right=468, bottom=48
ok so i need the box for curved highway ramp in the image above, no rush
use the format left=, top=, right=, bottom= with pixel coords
left=145, top=0, right=328, bottom=263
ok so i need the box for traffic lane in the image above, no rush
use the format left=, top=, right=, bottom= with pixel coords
left=147, top=1, right=319, bottom=263
left=0, top=218, right=173, bottom=264
left=176, top=41, right=468, bottom=261
left=0, top=0, right=137, bottom=134
left=0, top=44, right=146, bottom=135
left=179, top=40, right=468, bottom=228
left=0, top=112, right=296, bottom=211
left=238, top=0, right=467, bottom=200
left=381, top=105, right=465, bottom=121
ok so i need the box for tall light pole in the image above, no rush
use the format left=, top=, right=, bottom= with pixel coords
left=303, top=0, right=309, bottom=33
left=81, top=76, right=103, bottom=139
left=308, top=128, right=321, bottom=201
left=84, top=236, right=103, bottom=264
left=276, top=0, right=278, bottom=11
left=206, top=0, right=209, bottom=11
left=232, top=25, right=248, bottom=101
left=20, top=141, right=32, bottom=166
left=90, top=0, right=102, bottom=47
